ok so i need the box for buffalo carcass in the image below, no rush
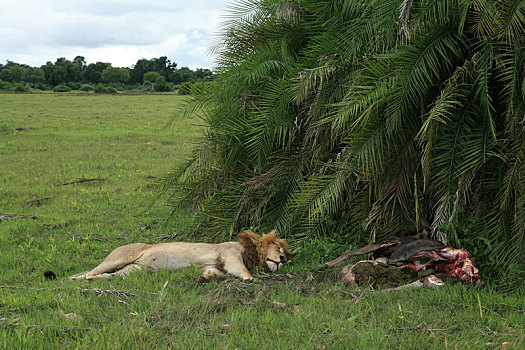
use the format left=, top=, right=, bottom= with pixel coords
left=317, top=236, right=485, bottom=289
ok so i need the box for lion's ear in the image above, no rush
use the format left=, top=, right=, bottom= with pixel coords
left=277, top=239, right=294, bottom=260
left=264, top=229, right=277, bottom=238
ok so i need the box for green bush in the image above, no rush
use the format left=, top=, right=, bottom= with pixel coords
left=94, top=84, right=117, bottom=94
left=35, top=83, right=50, bottom=91
left=94, top=84, right=104, bottom=93
left=53, top=84, right=71, bottom=92
left=14, top=83, right=27, bottom=93
left=154, top=76, right=171, bottom=92
left=80, top=84, right=95, bottom=91
left=0, top=80, right=11, bottom=90
left=67, top=82, right=81, bottom=90
left=119, top=83, right=135, bottom=91
left=143, top=71, right=162, bottom=83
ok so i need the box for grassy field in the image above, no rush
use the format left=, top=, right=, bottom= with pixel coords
left=0, top=93, right=524, bottom=349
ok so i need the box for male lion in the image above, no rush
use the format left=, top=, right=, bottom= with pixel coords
left=70, top=230, right=292, bottom=282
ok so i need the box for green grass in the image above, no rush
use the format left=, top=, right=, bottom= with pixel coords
left=1, top=93, right=524, bottom=349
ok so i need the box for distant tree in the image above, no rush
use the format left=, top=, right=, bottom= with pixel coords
left=4, top=63, right=25, bottom=82
left=22, top=67, right=44, bottom=86
left=153, top=56, right=177, bottom=78
left=178, top=67, right=194, bottom=83
left=73, top=56, right=86, bottom=74
left=55, top=58, right=74, bottom=82
left=142, top=72, right=171, bottom=91
left=53, top=64, right=68, bottom=84
left=41, top=58, right=78, bottom=85
left=169, top=67, right=195, bottom=84
left=0, top=68, right=10, bottom=82
left=0, top=56, right=211, bottom=90
left=83, top=62, right=111, bottom=83
left=130, top=58, right=150, bottom=84
left=130, top=56, right=177, bottom=84
left=153, top=76, right=170, bottom=92
left=102, top=67, right=130, bottom=87
left=143, top=71, right=162, bottom=83
left=168, top=71, right=181, bottom=84
left=194, top=68, right=212, bottom=80
left=41, top=61, right=56, bottom=85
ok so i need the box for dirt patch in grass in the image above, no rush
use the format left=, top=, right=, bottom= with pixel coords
left=254, top=272, right=298, bottom=282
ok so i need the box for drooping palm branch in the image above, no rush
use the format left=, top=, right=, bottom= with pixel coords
left=159, top=0, right=525, bottom=291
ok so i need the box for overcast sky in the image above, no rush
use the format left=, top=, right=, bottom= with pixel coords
left=0, top=0, right=232, bottom=69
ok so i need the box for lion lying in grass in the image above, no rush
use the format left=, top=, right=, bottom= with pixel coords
left=70, top=230, right=292, bottom=282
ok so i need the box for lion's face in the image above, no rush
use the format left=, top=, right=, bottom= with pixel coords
left=264, top=243, right=289, bottom=272
left=238, top=229, right=293, bottom=272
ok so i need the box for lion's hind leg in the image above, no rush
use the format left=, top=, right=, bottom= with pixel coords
left=69, top=270, right=117, bottom=280
left=70, top=264, right=142, bottom=280
left=69, top=243, right=151, bottom=280
left=69, top=271, right=91, bottom=280
left=116, top=264, right=142, bottom=277
left=86, top=264, right=143, bottom=280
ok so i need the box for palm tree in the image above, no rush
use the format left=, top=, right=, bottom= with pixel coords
left=160, top=0, right=525, bottom=290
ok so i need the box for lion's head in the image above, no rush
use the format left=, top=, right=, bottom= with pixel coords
left=238, top=229, right=293, bottom=272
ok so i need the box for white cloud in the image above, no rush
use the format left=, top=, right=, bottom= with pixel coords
left=0, top=0, right=231, bottom=68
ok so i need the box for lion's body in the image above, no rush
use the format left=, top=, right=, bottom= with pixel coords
left=70, top=230, right=291, bottom=281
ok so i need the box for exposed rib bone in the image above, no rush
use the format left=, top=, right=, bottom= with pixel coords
left=382, top=275, right=444, bottom=292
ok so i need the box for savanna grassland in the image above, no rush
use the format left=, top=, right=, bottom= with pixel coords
left=0, top=93, right=524, bottom=349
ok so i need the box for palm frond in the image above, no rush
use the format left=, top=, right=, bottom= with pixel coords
left=159, top=0, right=525, bottom=291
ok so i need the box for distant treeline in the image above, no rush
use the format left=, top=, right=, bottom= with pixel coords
left=0, top=56, right=212, bottom=93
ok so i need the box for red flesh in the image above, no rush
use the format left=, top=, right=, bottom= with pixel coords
left=405, top=247, right=481, bottom=282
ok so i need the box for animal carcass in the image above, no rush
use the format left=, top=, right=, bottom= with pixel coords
left=318, top=236, right=484, bottom=289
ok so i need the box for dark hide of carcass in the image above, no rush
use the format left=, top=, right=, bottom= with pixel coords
left=318, top=236, right=484, bottom=289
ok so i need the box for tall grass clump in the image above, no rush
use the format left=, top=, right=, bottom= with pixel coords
left=159, top=0, right=525, bottom=291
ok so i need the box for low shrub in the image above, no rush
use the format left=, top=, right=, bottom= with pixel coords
left=0, top=80, right=11, bottom=90
left=53, top=84, right=71, bottom=92
left=153, top=76, right=171, bottom=92
left=35, top=83, right=50, bottom=91
left=80, top=84, right=95, bottom=91
left=14, top=83, right=27, bottom=93
left=94, top=84, right=104, bottom=93
left=67, top=82, right=82, bottom=90
left=94, top=84, right=117, bottom=94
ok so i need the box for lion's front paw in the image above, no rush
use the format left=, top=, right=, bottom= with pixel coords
left=198, top=276, right=210, bottom=283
